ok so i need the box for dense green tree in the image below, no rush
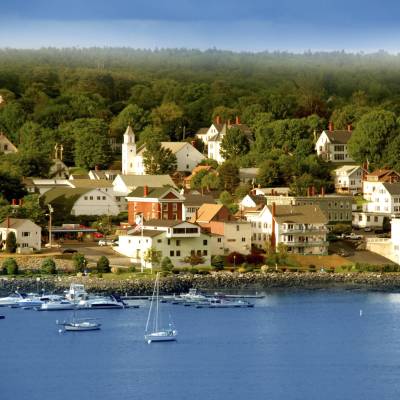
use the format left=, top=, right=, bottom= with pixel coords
left=143, top=141, right=177, bottom=175
left=218, top=161, right=240, bottom=192
left=2, top=257, right=18, bottom=275
left=5, top=232, right=17, bottom=253
left=110, top=104, right=146, bottom=138
left=72, top=253, right=87, bottom=273
left=201, top=173, right=220, bottom=193
left=257, top=160, right=281, bottom=187
left=0, top=101, right=27, bottom=141
left=41, top=258, right=57, bottom=274
left=0, top=171, right=26, bottom=201
left=97, top=256, right=111, bottom=273
left=151, top=102, right=183, bottom=139
left=220, top=127, right=250, bottom=160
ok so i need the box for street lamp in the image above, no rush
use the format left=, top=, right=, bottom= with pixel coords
left=48, top=204, right=54, bottom=248
left=233, top=255, right=236, bottom=268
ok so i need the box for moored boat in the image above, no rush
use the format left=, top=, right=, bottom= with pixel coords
left=0, top=292, right=25, bottom=307
left=38, top=300, right=76, bottom=311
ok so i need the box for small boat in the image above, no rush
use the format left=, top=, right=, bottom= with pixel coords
left=196, top=298, right=254, bottom=308
left=145, top=273, right=177, bottom=344
left=15, top=293, right=43, bottom=309
left=0, top=292, right=25, bottom=307
left=59, top=318, right=101, bottom=332
left=179, top=288, right=208, bottom=303
left=38, top=300, right=76, bottom=311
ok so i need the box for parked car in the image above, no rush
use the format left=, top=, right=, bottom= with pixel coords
left=62, top=248, right=78, bottom=254
left=345, top=233, right=363, bottom=240
left=364, top=227, right=372, bottom=232
left=98, top=239, right=114, bottom=246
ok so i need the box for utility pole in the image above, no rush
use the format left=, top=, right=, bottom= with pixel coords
left=48, top=204, right=54, bottom=248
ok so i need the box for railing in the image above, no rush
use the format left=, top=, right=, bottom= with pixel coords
left=283, top=240, right=329, bottom=247
left=366, top=238, right=391, bottom=244
left=281, top=228, right=328, bottom=234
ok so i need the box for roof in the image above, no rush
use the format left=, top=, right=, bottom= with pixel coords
left=69, top=174, right=90, bottom=180
left=137, top=141, right=190, bottom=156
left=144, top=219, right=185, bottom=227
left=268, top=204, right=328, bottom=225
left=42, top=188, right=91, bottom=213
left=129, top=229, right=163, bottom=238
left=183, top=194, right=216, bottom=206
left=208, top=123, right=253, bottom=142
left=0, top=218, right=39, bottom=229
left=323, top=130, right=352, bottom=144
left=69, top=179, right=113, bottom=189
left=127, top=186, right=179, bottom=199
left=366, top=169, right=400, bottom=182
left=333, top=165, right=361, bottom=175
left=382, top=183, right=400, bottom=195
left=115, top=174, right=176, bottom=189
left=195, top=127, right=209, bottom=136
left=190, top=203, right=226, bottom=223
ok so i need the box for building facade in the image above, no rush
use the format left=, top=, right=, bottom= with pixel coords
left=0, top=218, right=41, bottom=251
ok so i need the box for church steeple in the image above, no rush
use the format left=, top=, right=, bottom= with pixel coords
left=122, top=125, right=136, bottom=175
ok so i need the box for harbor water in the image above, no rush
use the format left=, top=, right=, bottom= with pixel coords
left=1, top=291, right=400, bottom=400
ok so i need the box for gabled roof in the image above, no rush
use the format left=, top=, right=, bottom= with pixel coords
left=0, top=218, right=39, bottom=229
left=382, top=182, right=400, bottom=195
left=69, top=179, right=113, bottom=189
left=208, top=123, right=253, bottom=142
left=183, top=194, right=216, bottom=206
left=137, top=141, right=192, bottom=156
left=114, top=174, right=176, bottom=189
left=190, top=203, right=226, bottom=223
left=267, top=205, right=328, bottom=225
left=42, top=188, right=91, bottom=213
left=333, top=165, right=361, bottom=175
left=127, top=186, right=182, bottom=199
left=322, top=130, right=352, bottom=144
left=366, top=169, right=400, bottom=182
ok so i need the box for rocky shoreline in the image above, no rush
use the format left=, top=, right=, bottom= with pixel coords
left=2, top=271, right=400, bottom=295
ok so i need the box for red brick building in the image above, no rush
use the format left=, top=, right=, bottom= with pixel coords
left=126, top=186, right=185, bottom=225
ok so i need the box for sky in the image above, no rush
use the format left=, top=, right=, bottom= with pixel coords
left=1, top=0, right=400, bottom=52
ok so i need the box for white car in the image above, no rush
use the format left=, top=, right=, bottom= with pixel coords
left=98, top=239, right=114, bottom=246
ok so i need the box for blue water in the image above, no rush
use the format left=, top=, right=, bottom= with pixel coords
left=2, top=291, right=400, bottom=400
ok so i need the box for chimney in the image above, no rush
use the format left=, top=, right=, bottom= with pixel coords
left=347, top=124, right=352, bottom=132
left=95, top=165, right=99, bottom=171
left=328, top=121, right=334, bottom=132
left=215, top=115, right=221, bottom=125
left=11, top=199, right=17, bottom=206
left=235, top=116, right=241, bottom=125
left=321, top=187, right=325, bottom=197
left=270, top=202, right=276, bottom=250
left=143, top=185, right=149, bottom=197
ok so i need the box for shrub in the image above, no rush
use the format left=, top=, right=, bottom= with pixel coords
left=211, top=255, right=225, bottom=271
left=111, top=266, right=122, bottom=274
left=5, top=231, right=17, bottom=253
left=2, top=258, right=18, bottom=275
left=226, top=252, right=245, bottom=266
left=161, top=257, right=174, bottom=272
left=128, top=265, right=137, bottom=273
left=246, top=252, right=265, bottom=265
left=237, top=266, right=247, bottom=273
left=97, top=256, right=111, bottom=273
left=41, top=258, right=57, bottom=275
left=72, top=253, right=87, bottom=273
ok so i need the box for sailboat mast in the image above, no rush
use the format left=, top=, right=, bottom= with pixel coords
left=145, top=274, right=157, bottom=333
left=155, top=273, right=159, bottom=332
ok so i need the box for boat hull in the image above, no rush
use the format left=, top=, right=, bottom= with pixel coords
left=64, top=323, right=101, bottom=331
left=145, top=330, right=178, bottom=343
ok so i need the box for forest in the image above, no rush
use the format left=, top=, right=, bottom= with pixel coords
left=1, top=47, right=400, bottom=197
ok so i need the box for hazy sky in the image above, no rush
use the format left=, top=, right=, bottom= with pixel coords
left=1, top=0, right=400, bottom=52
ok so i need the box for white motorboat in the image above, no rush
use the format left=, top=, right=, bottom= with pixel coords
left=39, top=300, right=76, bottom=311
left=0, top=292, right=25, bottom=307
left=77, top=295, right=125, bottom=309
left=65, top=284, right=88, bottom=301
left=145, top=273, right=177, bottom=344
left=196, top=297, right=254, bottom=308
left=179, top=288, right=208, bottom=303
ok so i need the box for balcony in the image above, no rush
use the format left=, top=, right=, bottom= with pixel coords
left=281, top=227, right=328, bottom=234
left=283, top=240, right=329, bottom=247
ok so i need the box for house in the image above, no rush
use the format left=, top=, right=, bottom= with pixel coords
left=116, top=220, right=211, bottom=268
left=243, top=204, right=328, bottom=255
left=239, top=194, right=266, bottom=210
left=126, top=186, right=185, bottom=225
left=0, top=132, right=18, bottom=154
left=352, top=182, right=400, bottom=228
left=333, top=165, right=364, bottom=194
left=182, top=193, right=216, bottom=221
left=364, top=169, right=400, bottom=183
left=42, top=187, right=120, bottom=218
left=121, top=125, right=204, bottom=175
left=315, top=122, right=354, bottom=163
left=252, top=187, right=291, bottom=196
left=0, top=218, right=41, bottom=252
left=195, top=116, right=224, bottom=146
left=261, top=190, right=353, bottom=224
left=191, top=203, right=252, bottom=255
left=89, top=169, right=121, bottom=181
left=207, top=117, right=253, bottom=164
left=112, top=174, right=176, bottom=196
left=23, top=178, right=72, bottom=195
left=183, top=165, right=214, bottom=189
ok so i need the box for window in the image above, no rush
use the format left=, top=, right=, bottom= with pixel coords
left=22, top=232, right=30, bottom=237
left=176, top=250, right=181, bottom=257
left=374, top=216, right=379, bottom=222
left=186, top=164, right=189, bottom=169
left=167, top=239, right=171, bottom=245
left=197, top=250, right=202, bottom=256
left=170, top=250, right=175, bottom=257
left=157, top=239, right=162, bottom=243
left=241, top=237, right=246, bottom=242
left=203, top=239, right=208, bottom=246
left=236, top=225, right=240, bottom=231
left=176, top=240, right=181, bottom=246
left=334, top=154, right=345, bottom=160
left=334, top=145, right=345, bottom=152
left=102, top=196, right=106, bottom=200
left=217, top=238, right=222, bottom=243
left=89, top=196, right=93, bottom=200
left=84, top=196, right=88, bottom=200
left=203, top=250, right=208, bottom=256
left=97, top=196, right=101, bottom=200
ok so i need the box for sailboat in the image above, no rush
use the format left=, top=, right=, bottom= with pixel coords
left=145, top=272, right=177, bottom=344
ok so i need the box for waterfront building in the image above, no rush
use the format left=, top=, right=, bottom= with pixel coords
left=0, top=218, right=41, bottom=252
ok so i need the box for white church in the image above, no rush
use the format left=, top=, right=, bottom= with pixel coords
left=122, top=126, right=204, bottom=175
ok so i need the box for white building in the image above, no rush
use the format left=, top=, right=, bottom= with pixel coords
left=353, top=182, right=400, bottom=228
left=243, top=204, right=328, bottom=255
left=315, top=123, right=354, bottom=163
left=112, top=174, right=176, bottom=196
left=333, top=165, right=363, bottom=194
left=121, top=125, right=203, bottom=175
left=116, top=220, right=211, bottom=269
left=0, top=218, right=41, bottom=251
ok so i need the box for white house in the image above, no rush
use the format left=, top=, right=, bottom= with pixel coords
left=121, top=125, right=203, bottom=175
left=116, top=220, right=211, bottom=269
left=333, top=165, right=364, bottom=194
left=0, top=218, right=41, bottom=251
left=315, top=123, right=354, bottom=163
left=42, top=187, right=120, bottom=217
left=353, top=182, right=400, bottom=228
left=243, top=204, right=328, bottom=255
left=112, top=174, right=176, bottom=196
